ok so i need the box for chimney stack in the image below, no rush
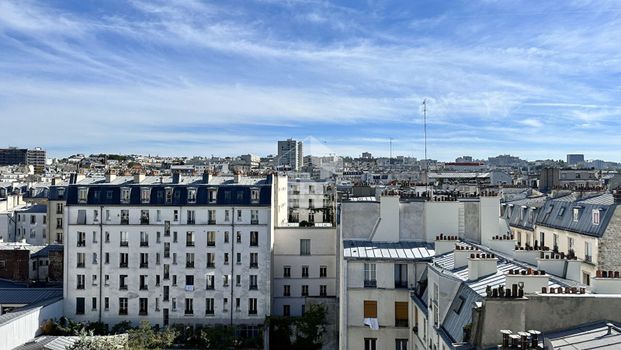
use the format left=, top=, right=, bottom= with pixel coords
left=134, top=172, right=145, bottom=184
left=614, top=189, right=621, bottom=204
left=172, top=171, right=181, bottom=184
left=203, top=170, right=212, bottom=184
left=434, top=234, right=459, bottom=256
left=234, top=171, right=242, bottom=183
left=468, top=253, right=498, bottom=280
left=105, top=169, right=117, bottom=183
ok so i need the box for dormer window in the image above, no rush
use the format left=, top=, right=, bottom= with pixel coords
left=57, top=187, right=65, bottom=199
left=78, top=188, right=88, bottom=203
left=251, top=188, right=260, bottom=203
left=208, top=189, right=217, bottom=203
left=187, top=188, right=197, bottom=204
left=165, top=187, right=173, bottom=204
left=592, top=209, right=601, bottom=225
left=141, top=188, right=151, bottom=204
left=120, top=187, right=131, bottom=204
left=558, top=207, right=565, bottom=216
left=573, top=208, right=580, bottom=222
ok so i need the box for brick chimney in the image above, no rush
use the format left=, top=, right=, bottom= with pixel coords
left=435, top=234, right=459, bottom=256
left=505, top=268, right=549, bottom=294
left=105, top=169, right=116, bottom=183
left=134, top=172, right=145, bottom=184
left=454, top=244, right=480, bottom=269
left=202, top=170, right=212, bottom=184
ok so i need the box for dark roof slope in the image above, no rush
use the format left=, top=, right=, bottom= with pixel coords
left=536, top=194, right=616, bottom=237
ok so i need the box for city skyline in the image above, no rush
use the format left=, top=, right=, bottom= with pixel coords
left=2, top=1, right=621, bottom=159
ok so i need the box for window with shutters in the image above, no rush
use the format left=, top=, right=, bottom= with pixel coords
left=363, top=300, right=377, bottom=318
left=395, top=302, right=408, bottom=327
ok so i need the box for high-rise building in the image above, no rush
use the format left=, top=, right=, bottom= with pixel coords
left=0, top=147, right=46, bottom=170
left=567, top=154, right=585, bottom=165
left=277, top=139, right=303, bottom=171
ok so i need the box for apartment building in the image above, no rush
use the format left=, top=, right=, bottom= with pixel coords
left=63, top=173, right=287, bottom=333
left=14, top=205, right=48, bottom=245
left=277, top=139, right=303, bottom=172
left=272, top=227, right=338, bottom=318
left=48, top=186, right=67, bottom=244
left=288, top=179, right=334, bottom=225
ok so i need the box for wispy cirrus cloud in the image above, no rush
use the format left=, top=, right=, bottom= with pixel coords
left=1, top=0, right=621, bottom=160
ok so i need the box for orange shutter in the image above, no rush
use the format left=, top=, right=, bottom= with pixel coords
left=364, top=300, right=377, bottom=318
left=395, top=302, right=408, bottom=322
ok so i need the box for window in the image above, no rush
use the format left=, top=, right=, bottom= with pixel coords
left=248, top=298, right=257, bottom=315
left=224, top=253, right=229, bottom=265
left=302, top=265, right=309, bottom=278
left=185, top=298, right=194, bottom=315
left=225, top=210, right=230, bottom=222
left=224, top=231, right=229, bottom=243
left=77, top=231, right=86, bottom=247
left=188, top=188, right=197, bottom=203
left=208, top=210, right=216, bottom=224
left=568, top=237, right=575, bottom=252
left=186, top=253, right=195, bottom=268
left=140, top=231, right=149, bottom=246
left=105, top=253, right=109, bottom=264
left=593, top=209, right=601, bottom=225
left=140, top=253, right=148, bottom=268
left=585, top=241, right=593, bottom=262
left=250, top=253, right=258, bottom=268
left=120, top=275, right=128, bottom=290
left=121, top=188, right=130, bottom=203
left=139, top=298, right=148, bottom=315
left=394, top=264, right=408, bottom=288
left=395, top=302, right=408, bottom=327
left=91, top=297, right=97, bottom=310
left=76, top=297, right=85, bottom=315
left=249, top=275, right=258, bottom=290
left=251, top=189, right=260, bottom=202
left=104, top=297, right=109, bottom=310
left=237, top=209, right=242, bottom=222
left=301, top=285, right=309, bottom=296
left=78, top=188, right=88, bottom=203
left=223, top=298, right=229, bottom=311
left=173, top=210, right=179, bottom=221
left=119, top=298, right=128, bottom=315
left=206, top=275, right=215, bottom=289
left=320, top=265, right=327, bottom=278
left=173, top=231, right=178, bottom=243
left=236, top=274, right=241, bottom=286
left=364, top=300, right=377, bottom=318
left=251, top=210, right=259, bottom=224
left=454, top=295, right=465, bottom=314
left=236, top=232, right=242, bottom=243
left=56, top=218, right=63, bottom=229
left=364, top=263, right=377, bottom=288
left=141, top=188, right=150, bottom=203
left=186, top=231, right=195, bottom=247
left=573, top=207, right=580, bottom=222
left=185, top=275, right=194, bottom=289
left=250, top=231, right=259, bottom=246
left=120, top=253, right=128, bottom=268
left=105, top=274, right=110, bottom=285
left=164, top=242, right=170, bottom=258
left=208, top=189, right=217, bottom=203
left=157, top=210, right=162, bottom=222
left=300, top=239, right=311, bottom=255
left=77, top=275, right=85, bottom=289
left=207, top=231, right=215, bottom=246
left=206, top=298, right=214, bottom=315
left=206, top=253, right=215, bottom=268
left=553, top=233, right=559, bottom=251
left=539, top=232, right=545, bottom=248
left=56, top=203, right=64, bottom=214
left=235, top=298, right=241, bottom=311
left=92, top=210, right=97, bottom=222
left=77, top=253, right=85, bottom=268
left=165, top=188, right=173, bottom=204
left=395, top=339, right=408, bottom=350
left=283, top=285, right=290, bottom=296
left=187, top=210, right=195, bottom=224
left=92, top=253, right=98, bottom=264
left=140, top=210, right=149, bottom=225
left=320, top=285, right=327, bottom=296
left=283, top=305, right=290, bottom=316
left=236, top=253, right=241, bottom=264
left=120, top=210, right=129, bottom=225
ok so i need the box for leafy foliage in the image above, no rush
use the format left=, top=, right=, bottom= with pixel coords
left=269, top=304, right=327, bottom=350
left=201, top=325, right=236, bottom=349
left=67, top=335, right=126, bottom=350
left=127, top=320, right=177, bottom=350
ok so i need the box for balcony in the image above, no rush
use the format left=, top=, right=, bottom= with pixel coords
left=364, top=280, right=377, bottom=288
left=207, top=241, right=215, bottom=247
left=141, top=218, right=149, bottom=225
left=207, top=263, right=215, bottom=268
left=251, top=219, right=259, bottom=225
left=140, top=285, right=148, bottom=291
left=77, top=241, right=86, bottom=247
left=140, top=263, right=148, bottom=268
left=120, top=285, right=128, bottom=290
left=249, top=284, right=258, bottom=290
left=249, top=309, right=257, bottom=315
left=77, top=284, right=85, bottom=290
left=186, top=262, right=195, bottom=268
left=77, top=263, right=85, bottom=268
left=585, top=255, right=593, bottom=263
left=121, top=218, right=129, bottom=225
left=120, top=241, right=128, bottom=247
left=206, top=284, right=215, bottom=290
left=140, top=241, right=149, bottom=247
left=250, top=263, right=258, bottom=269
left=187, top=219, right=195, bottom=225
left=120, top=263, right=128, bottom=268
left=186, top=242, right=195, bottom=247
left=139, top=310, right=148, bottom=316
left=119, top=309, right=128, bottom=315
left=394, top=281, right=408, bottom=289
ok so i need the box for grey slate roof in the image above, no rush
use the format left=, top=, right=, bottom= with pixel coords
left=343, top=240, right=435, bottom=260
left=502, top=195, right=547, bottom=231
left=31, top=244, right=63, bottom=258
left=544, top=320, right=621, bottom=349
left=0, top=288, right=62, bottom=304
left=17, top=204, right=48, bottom=214
left=536, top=193, right=616, bottom=237
left=442, top=284, right=482, bottom=343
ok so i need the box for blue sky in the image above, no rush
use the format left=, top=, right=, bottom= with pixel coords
left=1, top=0, right=621, bottom=160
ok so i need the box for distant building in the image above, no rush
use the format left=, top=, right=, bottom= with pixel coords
left=0, top=147, right=46, bottom=170
left=277, top=139, right=303, bottom=171
left=361, top=152, right=373, bottom=159
left=567, top=154, right=585, bottom=165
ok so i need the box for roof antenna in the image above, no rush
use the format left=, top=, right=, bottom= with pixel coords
left=422, top=99, right=429, bottom=196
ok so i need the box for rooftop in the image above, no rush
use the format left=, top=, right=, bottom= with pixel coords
left=343, top=240, right=435, bottom=260
left=544, top=321, right=621, bottom=349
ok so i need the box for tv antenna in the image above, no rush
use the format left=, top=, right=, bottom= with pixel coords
left=422, top=99, right=429, bottom=196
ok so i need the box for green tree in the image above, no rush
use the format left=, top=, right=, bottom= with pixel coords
left=127, top=321, right=177, bottom=350
left=67, top=335, right=126, bottom=350
left=293, top=304, right=327, bottom=350
left=200, top=325, right=236, bottom=349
